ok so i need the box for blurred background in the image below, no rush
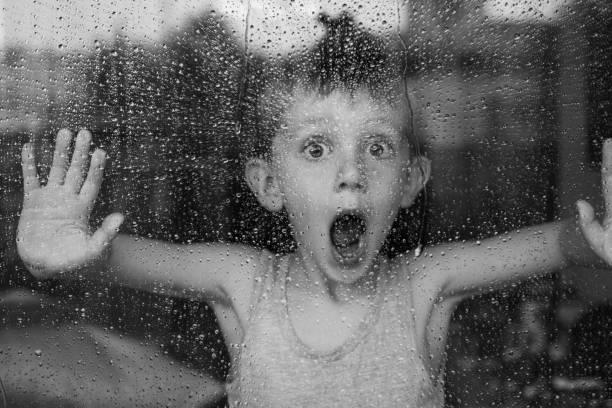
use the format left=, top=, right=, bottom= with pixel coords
left=1, top=0, right=611, bottom=406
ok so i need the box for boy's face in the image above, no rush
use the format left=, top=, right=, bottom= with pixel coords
left=248, top=88, right=428, bottom=285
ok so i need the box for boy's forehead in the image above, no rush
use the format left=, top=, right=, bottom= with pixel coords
left=283, top=87, right=408, bottom=124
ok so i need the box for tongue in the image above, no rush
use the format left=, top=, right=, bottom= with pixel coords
left=331, top=214, right=366, bottom=249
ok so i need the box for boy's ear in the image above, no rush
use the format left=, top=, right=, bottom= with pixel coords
left=245, top=158, right=284, bottom=212
left=401, top=156, right=431, bottom=208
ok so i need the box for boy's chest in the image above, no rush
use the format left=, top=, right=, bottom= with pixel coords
left=217, top=258, right=456, bottom=378
left=288, top=295, right=374, bottom=353
left=228, top=282, right=444, bottom=408
left=210, top=288, right=376, bottom=358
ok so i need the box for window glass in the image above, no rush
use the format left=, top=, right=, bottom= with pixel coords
left=1, top=1, right=611, bottom=406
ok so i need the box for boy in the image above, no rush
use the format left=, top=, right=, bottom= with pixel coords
left=16, top=13, right=612, bottom=407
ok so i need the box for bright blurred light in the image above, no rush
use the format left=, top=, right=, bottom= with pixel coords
left=483, top=0, right=574, bottom=22
left=0, top=1, right=5, bottom=50
left=1, top=0, right=213, bottom=51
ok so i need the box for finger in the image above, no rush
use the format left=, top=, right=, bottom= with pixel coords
left=602, top=139, right=612, bottom=222
left=64, top=129, right=92, bottom=193
left=47, top=128, right=73, bottom=185
left=21, top=143, right=40, bottom=193
left=79, top=149, right=106, bottom=204
left=577, top=199, right=596, bottom=225
left=88, top=213, right=124, bottom=254
left=577, top=199, right=604, bottom=251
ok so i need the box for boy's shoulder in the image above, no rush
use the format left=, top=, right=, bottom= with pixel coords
left=186, top=242, right=273, bottom=327
left=387, top=247, right=450, bottom=302
left=388, top=249, right=440, bottom=283
left=181, top=241, right=270, bottom=298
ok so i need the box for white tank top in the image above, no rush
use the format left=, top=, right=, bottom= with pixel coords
left=226, top=252, right=444, bottom=407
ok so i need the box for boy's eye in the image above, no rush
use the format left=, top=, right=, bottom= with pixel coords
left=367, top=140, right=393, bottom=158
left=303, top=140, right=330, bottom=159
left=369, top=143, right=384, bottom=157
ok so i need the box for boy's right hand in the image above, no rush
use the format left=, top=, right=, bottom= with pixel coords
left=17, top=129, right=124, bottom=278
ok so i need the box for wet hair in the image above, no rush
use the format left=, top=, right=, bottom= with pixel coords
left=240, top=11, right=419, bottom=163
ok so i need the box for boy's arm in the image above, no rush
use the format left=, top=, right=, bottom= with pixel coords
left=105, top=235, right=260, bottom=304
left=424, top=221, right=568, bottom=300
left=17, top=129, right=256, bottom=304
left=431, top=140, right=612, bottom=301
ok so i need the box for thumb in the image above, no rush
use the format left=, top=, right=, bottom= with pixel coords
left=576, top=200, right=603, bottom=249
left=577, top=200, right=595, bottom=225
left=89, top=213, right=124, bottom=254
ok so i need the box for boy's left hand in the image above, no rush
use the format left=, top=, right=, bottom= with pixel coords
left=577, top=139, right=612, bottom=266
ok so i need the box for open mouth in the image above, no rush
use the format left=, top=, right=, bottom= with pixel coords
left=330, top=211, right=367, bottom=265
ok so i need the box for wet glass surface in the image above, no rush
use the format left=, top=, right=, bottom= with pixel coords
left=1, top=1, right=611, bottom=406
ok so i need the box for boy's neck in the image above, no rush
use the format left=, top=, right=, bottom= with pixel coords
left=288, top=252, right=381, bottom=304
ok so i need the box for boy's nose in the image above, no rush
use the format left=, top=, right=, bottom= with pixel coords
left=335, top=156, right=365, bottom=192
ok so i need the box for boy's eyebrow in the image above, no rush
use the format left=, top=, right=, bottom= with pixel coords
left=294, top=117, right=329, bottom=127
left=360, top=119, right=401, bottom=135
left=295, top=115, right=396, bottom=127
